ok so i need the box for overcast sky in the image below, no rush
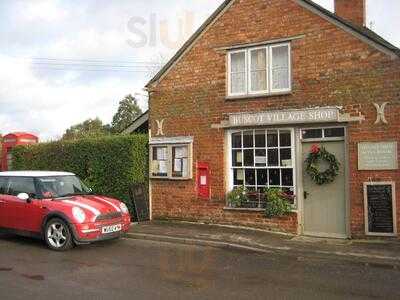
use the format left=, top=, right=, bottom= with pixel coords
left=0, top=0, right=399, bottom=141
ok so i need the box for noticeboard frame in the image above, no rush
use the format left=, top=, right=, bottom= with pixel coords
left=363, top=182, right=397, bottom=237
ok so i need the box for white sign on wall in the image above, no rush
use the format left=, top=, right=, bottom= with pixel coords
left=229, top=107, right=339, bottom=127
left=358, top=142, right=398, bottom=170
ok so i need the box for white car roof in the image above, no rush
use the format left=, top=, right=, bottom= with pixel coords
left=0, top=171, right=75, bottom=177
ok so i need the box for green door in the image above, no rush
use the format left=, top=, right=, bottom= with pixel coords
left=302, top=140, right=347, bottom=238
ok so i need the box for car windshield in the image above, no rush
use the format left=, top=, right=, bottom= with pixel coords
left=37, top=175, right=92, bottom=199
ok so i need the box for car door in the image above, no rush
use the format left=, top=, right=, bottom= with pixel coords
left=0, top=177, right=10, bottom=228
left=5, top=177, right=45, bottom=233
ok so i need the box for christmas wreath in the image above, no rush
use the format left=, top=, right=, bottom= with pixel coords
left=305, top=145, right=340, bottom=185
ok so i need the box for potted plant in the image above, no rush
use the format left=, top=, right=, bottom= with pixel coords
left=264, top=188, right=293, bottom=218
left=227, top=186, right=248, bottom=208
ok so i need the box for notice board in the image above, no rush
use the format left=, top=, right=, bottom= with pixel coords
left=364, top=182, right=397, bottom=236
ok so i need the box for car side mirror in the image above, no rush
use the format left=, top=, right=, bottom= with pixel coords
left=17, top=193, right=30, bottom=202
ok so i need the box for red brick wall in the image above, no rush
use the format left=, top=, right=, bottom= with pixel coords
left=148, top=0, right=400, bottom=236
left=335, top=0, right=365, bottom=27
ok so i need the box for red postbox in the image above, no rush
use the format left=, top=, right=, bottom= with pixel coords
left=197, top=162, right=210, bottom=199
left=1, top=132, right=38, bottom=171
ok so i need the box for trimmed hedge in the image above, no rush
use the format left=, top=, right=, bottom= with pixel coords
left=11, top=134, right=148, bottom=213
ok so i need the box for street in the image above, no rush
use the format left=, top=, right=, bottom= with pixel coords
left=0, top=235, right=399, bottom=300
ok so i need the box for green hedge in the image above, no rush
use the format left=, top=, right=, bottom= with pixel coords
left=11, top=135, right=148, bottom=213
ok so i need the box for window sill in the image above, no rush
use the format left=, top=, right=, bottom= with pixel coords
left=150, top=177, right=193, bottom=181
left=223, top=207, right=265, bottom=212
left=225, top=91, right=292, bottom=101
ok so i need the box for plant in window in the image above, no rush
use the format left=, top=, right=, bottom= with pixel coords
left=264, top=188, right=292, bottom=218
left=227, top=186, right=249, bottom=208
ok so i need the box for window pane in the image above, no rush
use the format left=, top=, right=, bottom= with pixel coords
left=153, top=147, right=167, bottom=160
left=250, top=49, right=267, bottom=92
left=256, top=169, right=268, bottom=186
left=230, top=52, right=246, bottom=94
left=267, top=149, right=279, bottom=166
left=268, top=169, right=280, bottom=186
left=251, top=48, right=266, bottom=71
left=234, top=169, right=244, bottom=185
left=8, top=177, right=36, bottom=197
left=280, top=149, right=292, bottom=167
left=255, top=149, right=266, bottom=167
left=231, top=52, right=246, bottom=72
left=232, top=150, right=243, bottom=167
left=152, top=146, right=168, bottom=177
left=302, top=129, right=322, bottom=139
left=251, top=71, right=267, bottom=92
left=255, top=130, right=266, bottom=147
left=282, top=169, right=293, bottom=186
left=279, top=130, right=291, bottom=147
left=172, top=146, right=189, bottom=178
left=243, top=149, right=254, bottom=166
left=324, top=127, right=345, bottom=138
left=282, top=187, right=295, bottom=205
left=245, top=169, right=256, bottom=186
left=231, top=73, right=246, bottom=94
left=271, top=45, right=289, bottom=90
left=243, top=131, right=254, bottom=148
left=267, top=130, right=278, bottom=147
left=232, top=132, right=242, bottom=148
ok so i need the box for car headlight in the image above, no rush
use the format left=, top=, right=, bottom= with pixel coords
left=119, top=202, right=129, bottom=214
left=72, top=207, right=86, bottom=223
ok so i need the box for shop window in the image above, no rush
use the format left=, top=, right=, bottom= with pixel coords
left=230, top=129, right=296, bottom=208
left=228, top=43, right=291, bottom=97
left=150, top=141, right=192, bottom=180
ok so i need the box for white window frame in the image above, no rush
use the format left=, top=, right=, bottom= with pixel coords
left=227, top=42, right=291, bottom=97
left=227, top=128, right=297, bottom=207
left=150, top=143, right=193, bottom=180
left=269, top=43, right=292, bottom=93
left=228, top=49, right=247, bottom=97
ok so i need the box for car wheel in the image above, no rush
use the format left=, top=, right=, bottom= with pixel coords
left=44, top=218, right=74, bottom=251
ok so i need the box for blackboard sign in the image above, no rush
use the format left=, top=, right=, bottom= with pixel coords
left=364, top=182, right=397, bottom=236
left=129, top=183, right=150, bottom=222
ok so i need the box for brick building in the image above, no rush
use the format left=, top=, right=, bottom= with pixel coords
left=145, top=0, right=400, bottom=238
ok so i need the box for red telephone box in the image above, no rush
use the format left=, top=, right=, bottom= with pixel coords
left=197, top=162, right=210, bottom=199
left=1, top=132, right=38, bottom=171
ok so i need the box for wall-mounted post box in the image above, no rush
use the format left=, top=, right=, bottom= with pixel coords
left=197, top=162, right=210, bottom=199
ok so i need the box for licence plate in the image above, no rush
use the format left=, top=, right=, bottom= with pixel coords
left=102, top=224, right=122, bottom=234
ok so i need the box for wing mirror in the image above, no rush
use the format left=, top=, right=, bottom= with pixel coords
left=17, top=193, right=31, bottom=203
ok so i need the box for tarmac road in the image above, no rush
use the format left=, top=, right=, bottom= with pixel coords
left=0, top=234, right=399, bottom=300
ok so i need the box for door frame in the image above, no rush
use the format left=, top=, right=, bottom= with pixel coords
left=297, top=125, right=350, bottom=239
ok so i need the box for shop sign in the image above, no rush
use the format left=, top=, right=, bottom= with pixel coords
left=229, top=107, right=339, bottom=127
left=358, top=142, right=398, bottom=170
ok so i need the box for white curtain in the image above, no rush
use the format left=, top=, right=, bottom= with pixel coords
left=271, top=45, right=289, bottom=90
left=230, top=52, right=246, bottom=94
left=250, top=48, right=267, bottom=92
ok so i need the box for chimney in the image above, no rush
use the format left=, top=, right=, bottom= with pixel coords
left=334, top=0, right=366, bottom=27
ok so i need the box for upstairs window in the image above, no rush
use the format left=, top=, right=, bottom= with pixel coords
left=228, top=43, right=291, bottom=97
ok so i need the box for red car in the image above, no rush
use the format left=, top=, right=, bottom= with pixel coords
left=0, top=171, right=131, bottom=251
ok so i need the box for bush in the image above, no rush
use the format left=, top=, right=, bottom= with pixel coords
left=264, top=188, right=292, bottom=218
left=11, top=134, right=148, bottom=214
left=227, top=186, right=248, bottom=208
